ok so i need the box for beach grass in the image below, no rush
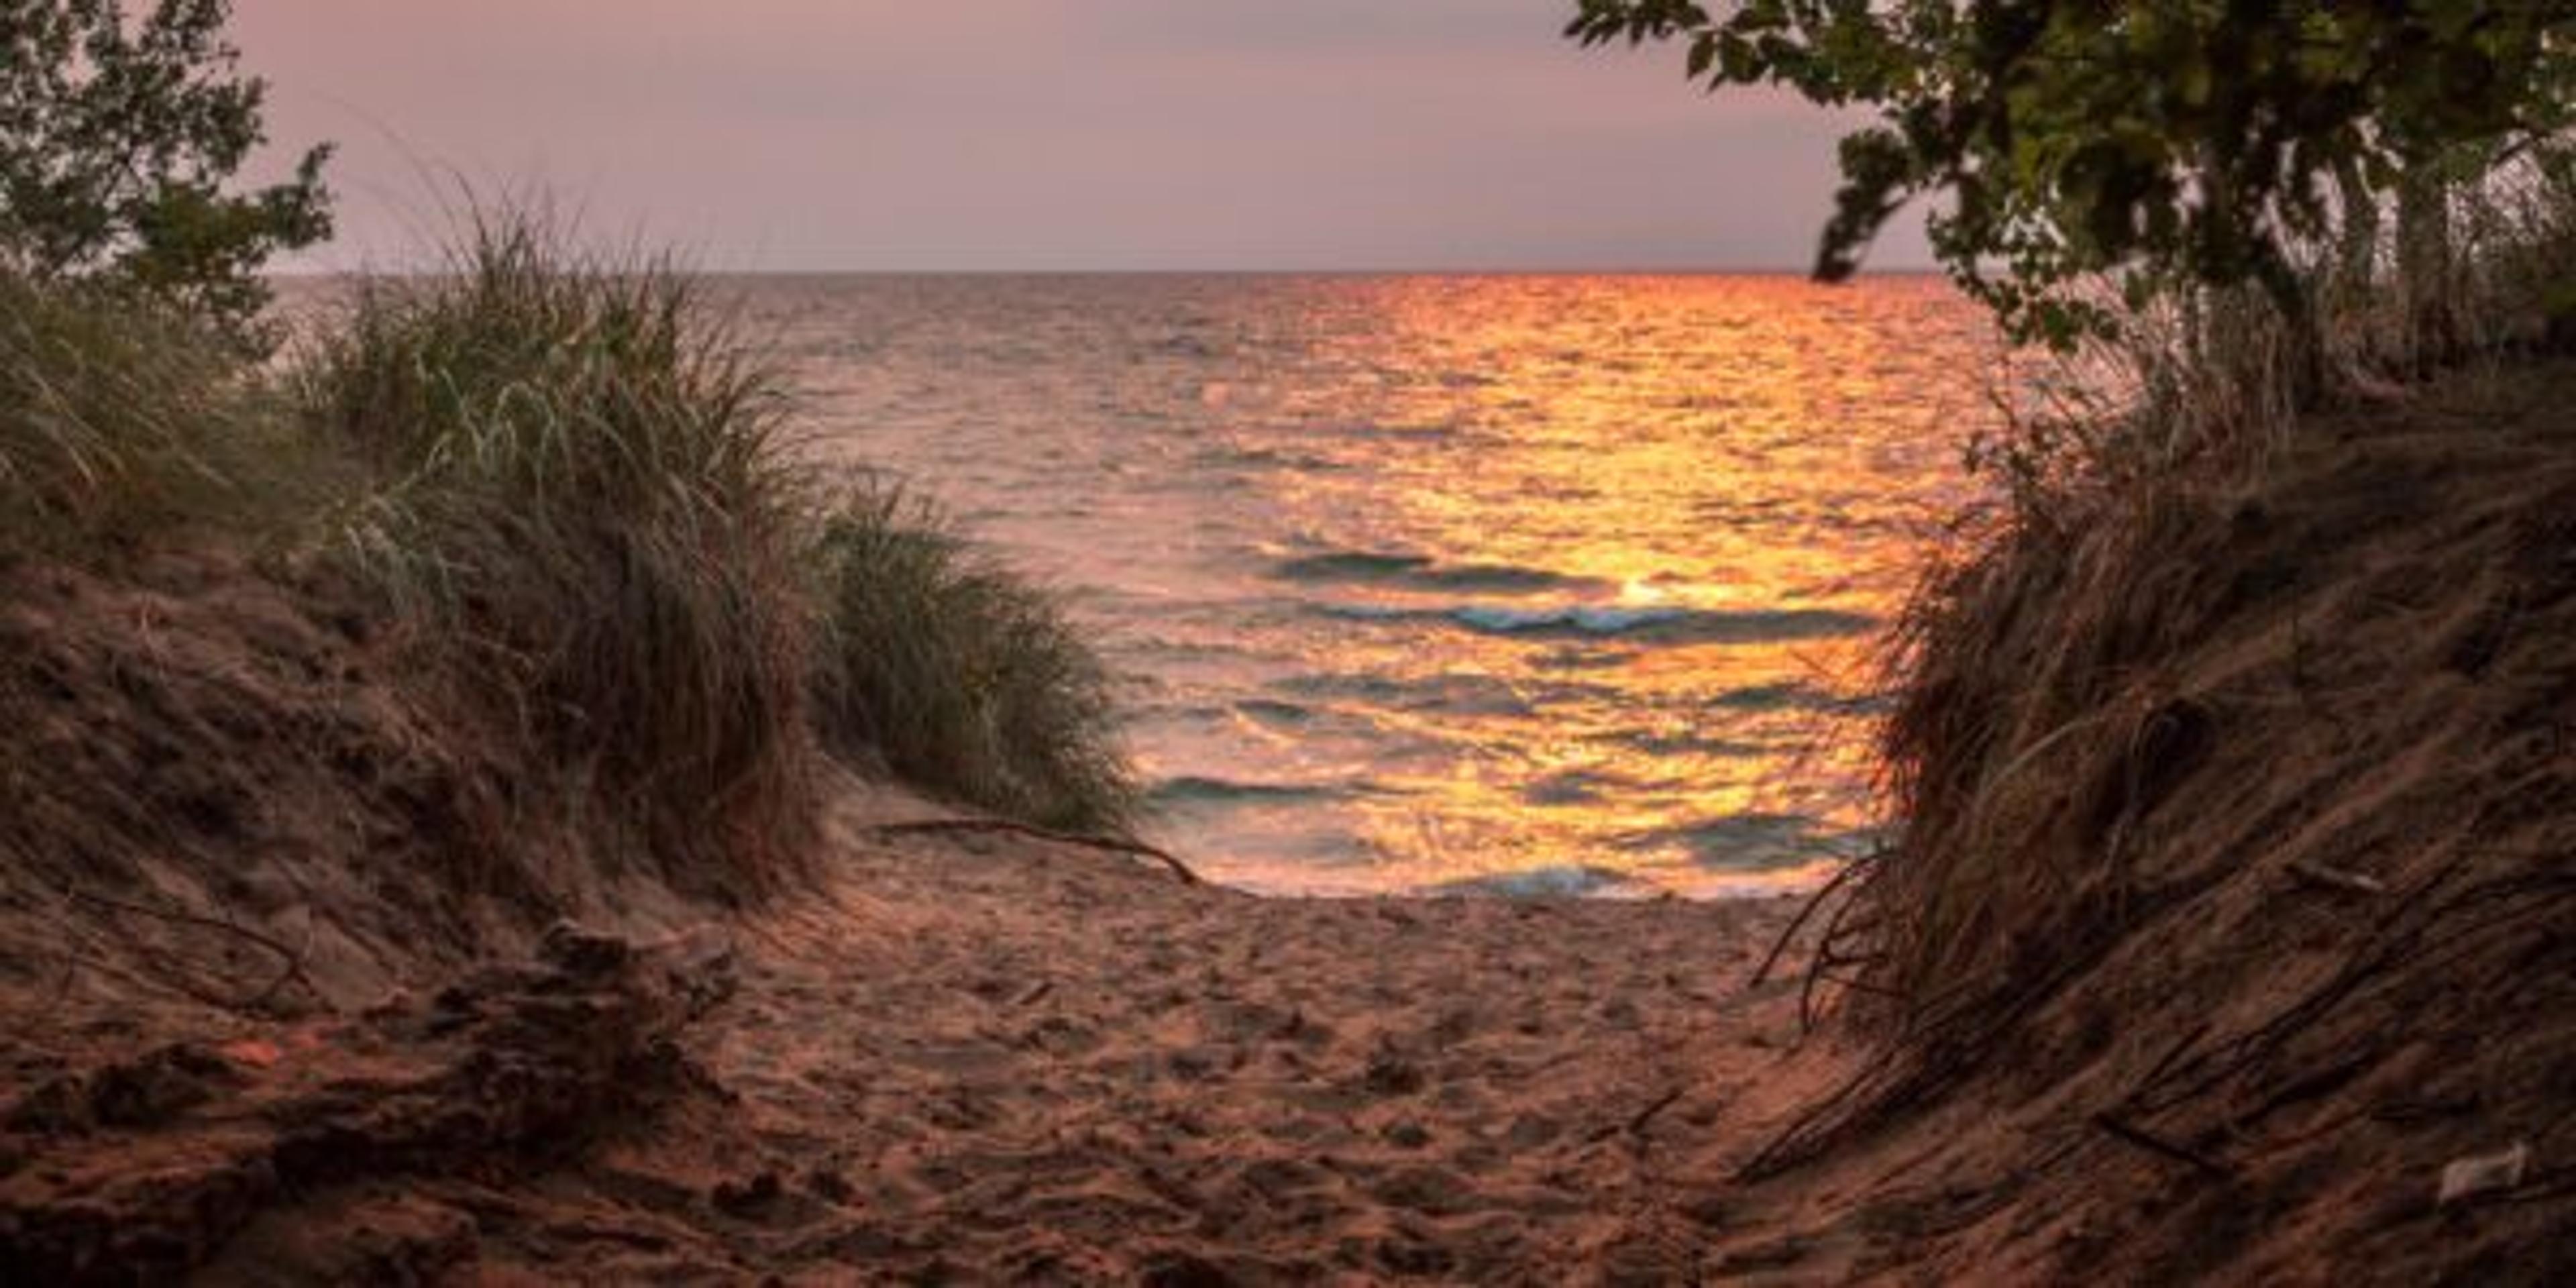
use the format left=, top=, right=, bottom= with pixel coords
left=1859, top=143, right=2576, bottom=1030
left=0, top=274, right=325, bottom=558
left=293, top=213, right=818, bottom=888
left=284, top=209, right=1138, bottom=885
left=811, top=485, right=1138, bottom=834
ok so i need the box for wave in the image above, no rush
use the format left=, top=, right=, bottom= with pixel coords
left=1421, top=864, right=1643, bottom=899
left=1232, top=698, right=1316, bottom=725
left=1321, top=600, right=1875, bottom=643
left=1146, top=775, right=1363, bottom=805
left=1600, top=730, right=1768, bottom=759
left=1521, top=768, right=1621, bottom=806
left=1197, top=443, right=1350, bottom=472
left=1710, top=681, right=1894, bottom=714
left=1273, top=669, right=1556, bottom=718
left=1529, top=644, right=1644, bottom=672
left=1619, top=813, right=1884, bottom=871
left=1271, top=549, right=1608, bottom=596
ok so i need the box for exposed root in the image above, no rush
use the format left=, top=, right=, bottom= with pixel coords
left=0, top=926, right=726, bottom=1284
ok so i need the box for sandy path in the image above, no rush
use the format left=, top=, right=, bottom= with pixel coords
left=411, top=807, right=1839, bottom=1283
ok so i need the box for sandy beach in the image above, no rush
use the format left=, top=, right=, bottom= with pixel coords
left=645, top=803, right=1829, bottom=1282
left=7, top=786, right=1879, bottom=1284
left=0, top=545, right=1864, bottom=1286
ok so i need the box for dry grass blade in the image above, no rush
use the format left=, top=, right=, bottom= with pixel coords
left=0, top=274, right=319, bottom=557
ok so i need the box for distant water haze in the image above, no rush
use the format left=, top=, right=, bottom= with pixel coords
left=733, top=274, right=1997, bottom=896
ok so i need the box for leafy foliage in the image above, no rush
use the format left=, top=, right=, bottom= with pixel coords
left=1, top=0, right=331, bottom=340
left=1568, top=1, right=2576, bottom=343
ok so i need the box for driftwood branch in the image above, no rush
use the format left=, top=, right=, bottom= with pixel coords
left=869, top=818, right=1202, bottom=885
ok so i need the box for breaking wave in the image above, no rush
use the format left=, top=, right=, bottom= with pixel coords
left=1320, top=600, right=1874, bottom=643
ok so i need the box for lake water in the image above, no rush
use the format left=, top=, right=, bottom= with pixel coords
left=739, top=274, right=1998, bottom=897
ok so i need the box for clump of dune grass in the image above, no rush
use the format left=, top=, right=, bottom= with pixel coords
left=810, top=486, right=1138, bottom=835
left=1851, top=141, right=2576, bottom=1031
left=296, top=209, right=1143, bottom=880
left=297, top=213, right=818, bottom=890
left=0, top=274, right=315, bottom=557
left=4, top=197, right=1146, bottom=898
left=1705, top=142, right=2576, bottom=1182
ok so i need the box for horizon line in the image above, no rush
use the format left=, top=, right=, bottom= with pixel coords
left=266, top=264, right=1949, bottom=280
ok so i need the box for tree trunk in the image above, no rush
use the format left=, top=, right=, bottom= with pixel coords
left=2332, top=154, right=2379, bottom=299
left=2396, top=166, right=2458, bottom=369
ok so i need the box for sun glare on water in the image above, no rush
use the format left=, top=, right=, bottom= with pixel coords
left=756, top=273, right=1998, bottom=896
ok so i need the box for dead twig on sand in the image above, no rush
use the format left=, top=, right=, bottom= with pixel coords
left=1752, top=849, right=1879, bottom=987
left=1800, top=862, right=1888, bottom=1032
left=1739, top=949, right=2094, bottom=1181
left=2284, top=860, right=2387, bottom=896
left=869, top=818, right=1201, bottom=885
left=2092, top=1112, right=2235, bottom=1180
left=1627, top=1087, right=1686, bottom=1138
left=2130, top=869, right=2572, bottom=1118
left=61, top=885, right=313, bottom=1012
left=1584, top=1086, right=1687, bottom=1147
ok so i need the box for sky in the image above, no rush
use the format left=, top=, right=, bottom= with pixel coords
left=233, top=0, right=1935, bottom=274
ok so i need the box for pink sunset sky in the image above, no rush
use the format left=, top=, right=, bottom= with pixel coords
left=235, top=0, right=1937, bottom=273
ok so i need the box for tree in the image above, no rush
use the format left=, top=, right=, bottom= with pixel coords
left=1568, top=1, right=2576, bottom=345
left=1, top=0, right=331, bottom=339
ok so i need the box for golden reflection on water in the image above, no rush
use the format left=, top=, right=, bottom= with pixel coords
left=761, top=274, right=1999, bottom=896
left=1234, top=277, right=1992, bottom=894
